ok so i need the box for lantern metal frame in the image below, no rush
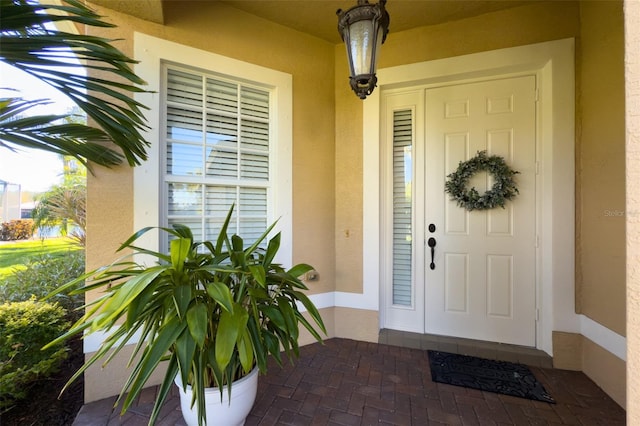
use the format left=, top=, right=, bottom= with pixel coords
left=337, top=0, right=390, bottom=99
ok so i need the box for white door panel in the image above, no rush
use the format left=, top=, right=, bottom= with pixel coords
left=425, top=76, right=537, bottom=346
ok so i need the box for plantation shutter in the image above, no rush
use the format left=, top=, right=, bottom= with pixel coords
left=392, top=109, right=413, bottom=306
left=164, top=66, right=270, bottom=246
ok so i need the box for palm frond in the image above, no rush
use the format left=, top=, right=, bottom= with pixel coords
left=0, top=0, right=151, bottom=167
left=0, top=97, right=122, bottom=168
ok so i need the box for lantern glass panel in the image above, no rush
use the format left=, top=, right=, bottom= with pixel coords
left=372, top=25, right=384, bottom=73
left=347, top=20, right=376, bottom=76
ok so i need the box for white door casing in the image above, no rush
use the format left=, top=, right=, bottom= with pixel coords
left=367, top=39, right=576, bottom=356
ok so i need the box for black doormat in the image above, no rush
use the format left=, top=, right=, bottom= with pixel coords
left=427, top=350, right=555, bottom=403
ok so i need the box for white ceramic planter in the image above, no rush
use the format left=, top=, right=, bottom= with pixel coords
left=174, top=368, right=259, bottom=426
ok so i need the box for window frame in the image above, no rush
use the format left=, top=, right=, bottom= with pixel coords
left=134, top=32, right=293, bottom=265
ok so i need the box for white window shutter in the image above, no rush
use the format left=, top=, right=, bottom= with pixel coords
left=392, top=109, right=413, bottom=306
left=164, top=66, right=271, bottom=246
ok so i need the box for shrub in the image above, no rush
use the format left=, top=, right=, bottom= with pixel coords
left=0, top=220, right=34, bottom=241
left=0, top=251, right=85, bottom=314
left=0, top=299, right=70, bottom=411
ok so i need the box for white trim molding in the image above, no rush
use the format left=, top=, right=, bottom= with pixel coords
left=579, top=315, right=626, bottom=361
left=133, top=32, right=293, bottom=265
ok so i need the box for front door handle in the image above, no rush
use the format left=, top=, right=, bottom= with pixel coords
left=428, top=237, right=436, bottom=270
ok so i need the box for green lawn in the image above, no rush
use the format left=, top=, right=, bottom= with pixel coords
left=0, top=238, right=82, bottom=278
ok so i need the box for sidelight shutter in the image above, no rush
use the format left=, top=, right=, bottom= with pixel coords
left=392, top=109, right=413, bottom=306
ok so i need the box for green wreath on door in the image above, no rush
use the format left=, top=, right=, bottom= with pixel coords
left=444, top=150, right=519, bottom=211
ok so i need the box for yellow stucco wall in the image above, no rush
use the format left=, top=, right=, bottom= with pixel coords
left=380, top=2, right=580, bottom=68
left=582, top=337, right=626, bottom=408
left=576, top=0, right=626, bottom=336
left=334, top=47, right=364, bottom=295
left=298, top=307, right=378, bottom=346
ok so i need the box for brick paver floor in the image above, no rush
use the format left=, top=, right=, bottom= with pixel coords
left=73, top=338, right=625, bottom=425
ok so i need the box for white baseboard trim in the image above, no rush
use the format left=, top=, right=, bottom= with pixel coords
left=579, top=314, right=626, bottom=361
left=302, top=291, right=377, bottom=311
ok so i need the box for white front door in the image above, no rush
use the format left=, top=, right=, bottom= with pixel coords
left=383, top=75, right=537, bottom=346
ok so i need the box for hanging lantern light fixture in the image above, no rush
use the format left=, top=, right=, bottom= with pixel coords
left=337, top=0, right=390, bottom=100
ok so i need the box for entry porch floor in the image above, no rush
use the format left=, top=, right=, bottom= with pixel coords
left=73, top=332, right=625, bottom=425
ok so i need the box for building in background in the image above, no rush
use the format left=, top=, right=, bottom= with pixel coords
left=0, top=179, right=21, bottom=223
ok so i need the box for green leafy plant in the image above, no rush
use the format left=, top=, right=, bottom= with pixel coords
left=0, top=251, right=85, bottom=313
left=0, top=299, right=70, bottom=411
left=46, top=205, right=326, bottom=425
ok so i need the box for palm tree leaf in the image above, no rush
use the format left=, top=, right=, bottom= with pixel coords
left=0, top=0, right=151, bottom=167
left=1, top=0, right=116, bottom=31
left=0, top=98, right=123, bottom=167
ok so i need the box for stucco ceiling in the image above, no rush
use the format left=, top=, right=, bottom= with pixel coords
left=88, top=0, right=536, bottom=44
left=219, top=1, right=536, bottom=44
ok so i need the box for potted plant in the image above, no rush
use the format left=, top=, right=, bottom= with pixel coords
left=45, top=205, right=326, bottom=426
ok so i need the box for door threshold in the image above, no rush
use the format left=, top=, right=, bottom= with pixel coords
left=379, top=328, right=553, bottom=369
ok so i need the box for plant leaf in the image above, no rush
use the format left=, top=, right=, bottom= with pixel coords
left=0, top=0, right=152, bottom=167
left=263, top=232, right=281, bottom=266
left=170, top=237, right=191, bottom=273
left=121, top=317, right=185, bottom=412
left=173, top=284, right=191, bottom=319
left=97, top=268, right=165, bottom=327
left=261, top=306, right=286, bottom=331
left=214, top=304, right=247, bottom=371
left=148, top=354, right=179, bottom=425
left=262, top=329, right=282, bottom=365
left=248, top=265, right=266, bottom=287
left=186, top=303, right=207, bottom=348
left=237, top=329, right=254, bottom=374
left=215, top=204, right=234, bottom=254
left=287, top=263, right=314, bottom=279
left=205, top=281, right=233, bottom=313
left=291, top=290, right=327, bottom=335
left=174, top=328, right=197, bottom=389
left=277, top=296, right=298, bottom=340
